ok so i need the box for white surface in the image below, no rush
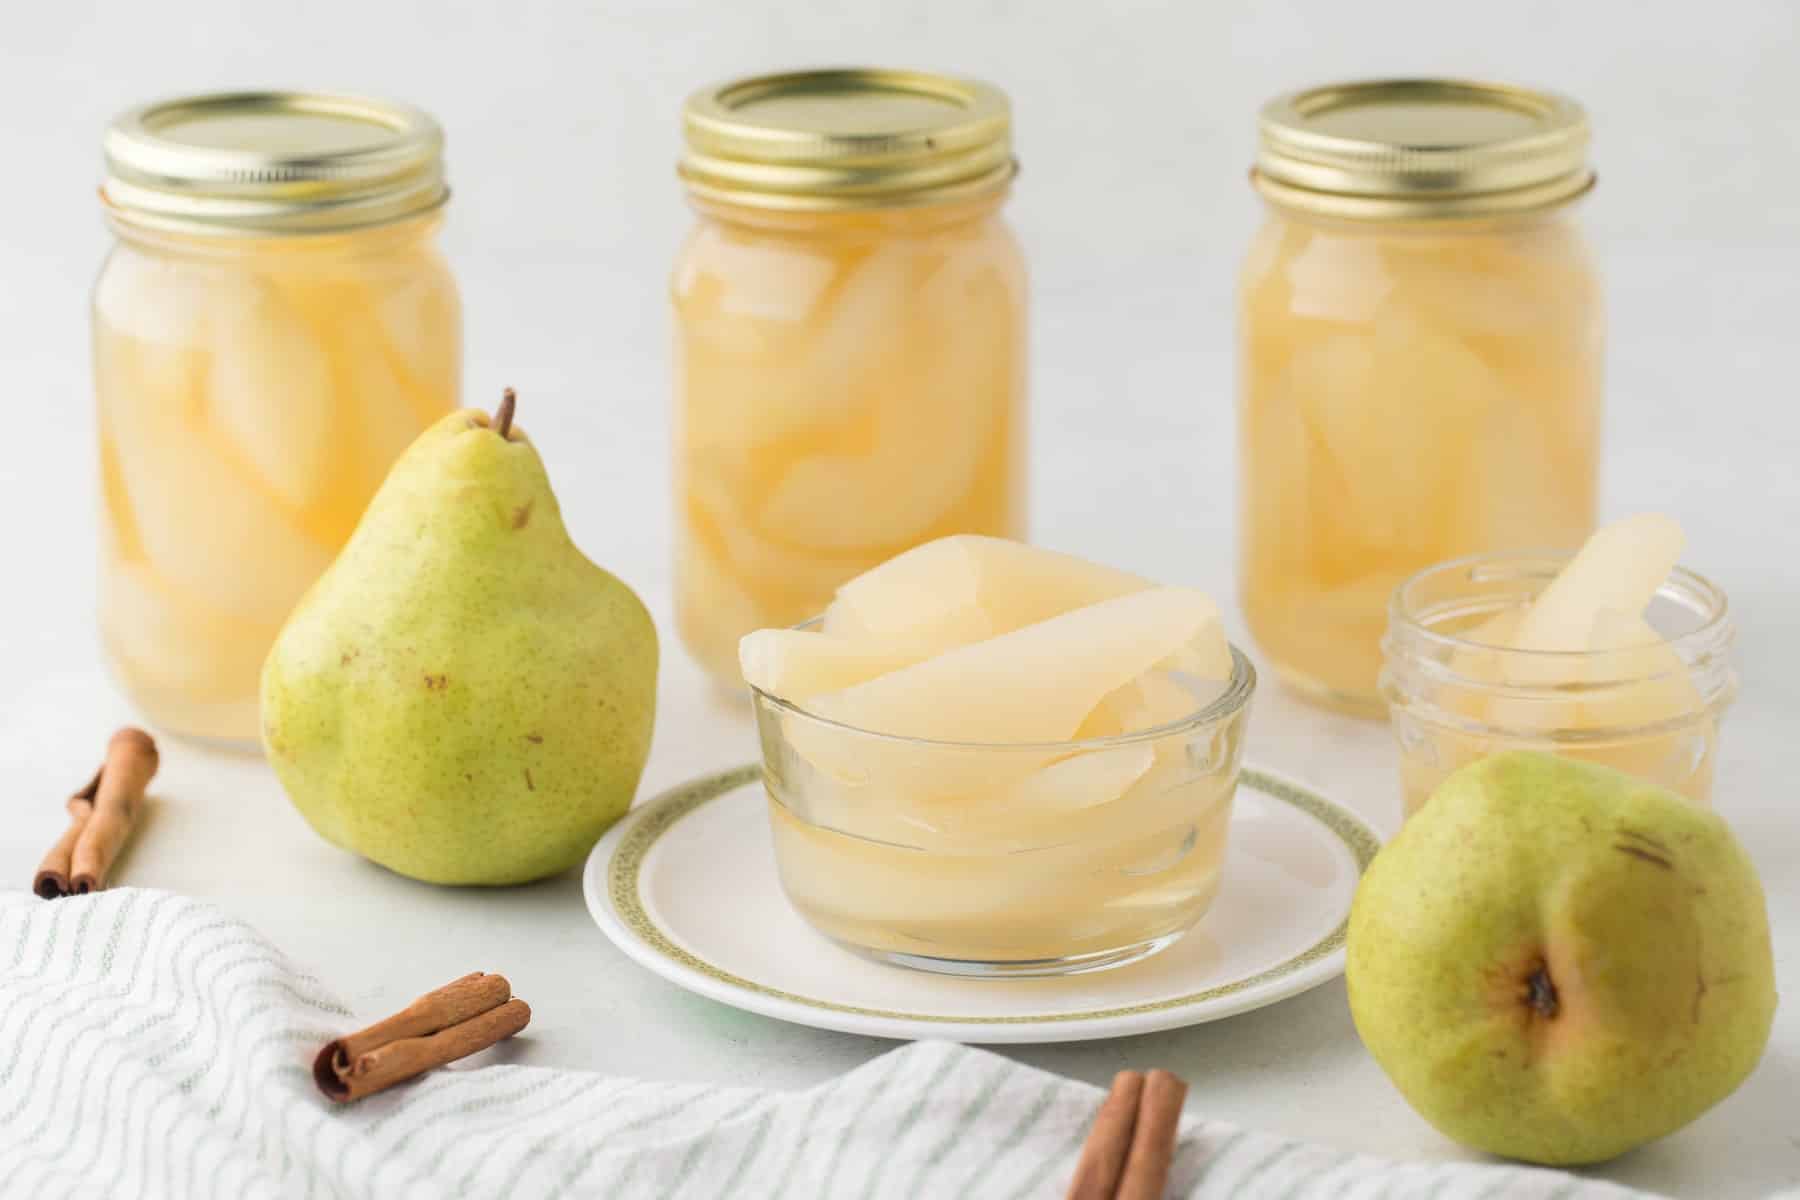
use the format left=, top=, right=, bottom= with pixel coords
left=582, top=764, right=1371, bottom=1042
left=1, top=3, right=1798, bottom=1197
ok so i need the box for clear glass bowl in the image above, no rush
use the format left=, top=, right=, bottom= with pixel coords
left=1381, top=551, right=1736, bottom=822
left=748, top=640, right=1257, bottom=977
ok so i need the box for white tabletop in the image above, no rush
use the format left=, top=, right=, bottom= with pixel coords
left=4, top=5, right=1799, bottom=1196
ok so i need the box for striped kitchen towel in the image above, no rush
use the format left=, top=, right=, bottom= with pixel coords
left=1, top=889, right=1659, bottom=1199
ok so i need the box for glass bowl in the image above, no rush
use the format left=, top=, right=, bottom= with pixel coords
left=1381, top=551, right=1736, bottom=822
left=748, top=639, right=1257, bottom=977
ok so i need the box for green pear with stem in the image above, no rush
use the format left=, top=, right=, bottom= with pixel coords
left=261, top=389, right=658, bottom=885
left=1348, top=751, right=1775, bottom=1165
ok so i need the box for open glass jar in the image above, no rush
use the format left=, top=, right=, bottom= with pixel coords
left=751, top=632, right=1256, bottom=977
left=94, top=92, right=460, bottom=744
left=1239, top=80, right=1602, bottom=713
left=673, top=70, right=1028, bottom=687
left=1382, top=552, right=1736, bottom=821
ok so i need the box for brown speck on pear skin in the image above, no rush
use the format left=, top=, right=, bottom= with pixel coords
left=424, top=674, right=448, bottom=691
left=525, top=769, right=535, bottom=791
left=525, top=733, right=543, bottom=744
left=1618, top=828, right=1674, bottom=855
left=512, top=499, right=534, bottom=529
left=1614, top=843, right=1674, bottom=870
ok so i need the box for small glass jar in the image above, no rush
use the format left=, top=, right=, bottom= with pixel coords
left=1382, top=552, right=1736, bottom=821
left=1239, top=80, right=1603, bottom=714
left=750, top=634, right=1256, bottom=976
left=673, top=70, right=1028, bottom=686
left=95, top=92, right=461, bottom=744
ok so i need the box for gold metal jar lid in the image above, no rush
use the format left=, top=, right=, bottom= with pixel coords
left=1253, top=79, right=1593, bottom=221
left=680, top=68, right=1014, bottom=211
left=101, top=91, right=448, bottom=236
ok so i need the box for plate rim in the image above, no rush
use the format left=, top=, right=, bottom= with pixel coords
left=582, top=762, right=1382, bottom=1044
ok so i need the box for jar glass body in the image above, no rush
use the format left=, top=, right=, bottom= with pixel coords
left=1381, top=552, right=1735, bottom=822
left=671, top=192, right=1028, bottom=686
left=1237, top=203, right=1602, bottom=712
left=93, top=215, right=461, bottom=743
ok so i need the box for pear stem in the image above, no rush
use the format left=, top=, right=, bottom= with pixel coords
left=493, top=389, right=517, bottom=439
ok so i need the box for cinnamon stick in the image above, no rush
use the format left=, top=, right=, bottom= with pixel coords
left=1115, top=1069, right=1188, bottom=1200
left=1066, top=1071, right=1145, bottom=1200
left=33, top=773, right=99, bottom=899
left=313, top=972, right=530, bottom=1103
left=32, top=728, right=158, bottom=899
left=70, top=728, right=158, bottom=894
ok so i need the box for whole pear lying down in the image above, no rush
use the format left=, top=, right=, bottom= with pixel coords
left=1348, top=752, right=1775, bottom=1165
left=262, top=392, right=658, bottom=885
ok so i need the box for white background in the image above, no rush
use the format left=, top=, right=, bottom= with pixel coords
left=3, top=2, right=1799, bottom=1196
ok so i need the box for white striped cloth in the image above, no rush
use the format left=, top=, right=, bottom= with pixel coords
left=0, top=889, right=1666, bottom=1199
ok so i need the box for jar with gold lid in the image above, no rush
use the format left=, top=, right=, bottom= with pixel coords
left=94, top=92, right=461, bottom=744
left=672, top=69, right=1028, bottom=686
left=1238, top=79, right=1602, bottom=714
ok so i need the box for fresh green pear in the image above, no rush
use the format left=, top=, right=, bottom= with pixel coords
left=1347, top=751, right=1775, bottom=1165
left=261, top=390, right=658, bottom=885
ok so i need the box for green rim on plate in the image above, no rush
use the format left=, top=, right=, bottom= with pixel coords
left=607, top=765, right=1380, bottom=1025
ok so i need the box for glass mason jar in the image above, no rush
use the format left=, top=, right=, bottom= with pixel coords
left=95, top=93, right=461, bottom=744
left=673, top=70, right=1028, bottom=687
left=1382, top=551, right=1735, bottom=821
left=1239, top=80, right=1602, bottom=714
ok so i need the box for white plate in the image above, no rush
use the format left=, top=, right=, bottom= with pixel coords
left=583, top=763, right=1380, bottom=1044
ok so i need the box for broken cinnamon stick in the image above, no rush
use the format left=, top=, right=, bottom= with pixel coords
left=33, top=728, right=158, bottom=899
left=1115, top=1069, right=1188, bottom=1200
left=33, top=776, right=98, bottom=899
left=313, top=972, right=530, bottom=1103
left=1065, top=1071, right=1145, bottom=1200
